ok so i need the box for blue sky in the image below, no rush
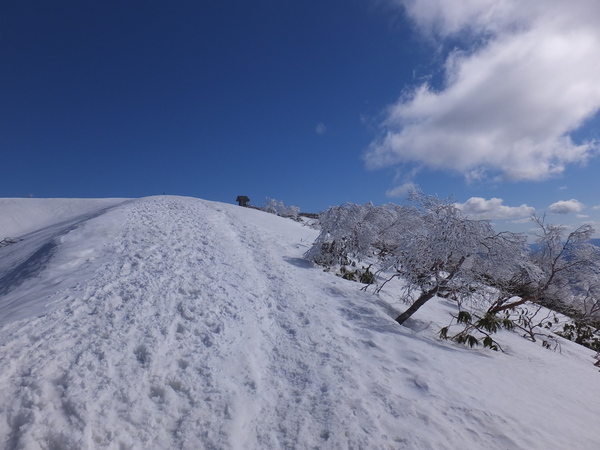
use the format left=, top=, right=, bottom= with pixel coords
left=2, top=0, right=600, bottom=234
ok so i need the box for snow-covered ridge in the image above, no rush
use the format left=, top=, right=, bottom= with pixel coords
left=0, top=196, right=599, bottom=449
left=0, top=198, right=130, bottom=238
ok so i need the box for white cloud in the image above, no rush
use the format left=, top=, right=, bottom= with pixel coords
left=548, top=199, right=585, bottom=214
left=592, top=205, right=600, bottom=210
left=577, top=214, right=589, bottom=218
left=454, top=197, right=534, bottom=220
left=366, top=0, right=600, bottom=181
left=316, top=123, right=327, bottom=135
left=511, top=217, right=533, bottom=224
left=386, top=182, right=416, bottom=198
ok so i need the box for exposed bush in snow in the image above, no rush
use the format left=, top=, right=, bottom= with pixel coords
left=557, top=320, right=600, bottom=352
left=0, top=237, right=21, bottom=248
left=339, top=264, right=375, bottom=285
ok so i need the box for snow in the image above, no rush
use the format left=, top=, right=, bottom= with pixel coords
left=0, top=195, right=599, bottom=449
left=0, top=198, right=128, bottom=238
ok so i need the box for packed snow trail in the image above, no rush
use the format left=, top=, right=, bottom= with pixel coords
left=1, top=196, right=600, bottom=449
left=0, top=197, right=397, bottom=448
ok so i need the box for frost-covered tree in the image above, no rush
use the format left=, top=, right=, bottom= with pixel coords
left=484, top=216, right=600, bottom=318
left=304, top=201, right=419, bottom=267
left=385, top=192, right=526, bottom=326
left=262, top=198, right=300, bottom=219
left=306, top=191, right=527, bottom=327
left=479, top=216, right=600, bottom=349
left=306, top=191, right=600, bottom=350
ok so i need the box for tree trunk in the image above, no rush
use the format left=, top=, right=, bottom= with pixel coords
left=395, top=256, right=466, bottom=326
left=395, top=289, right=438, bottom=325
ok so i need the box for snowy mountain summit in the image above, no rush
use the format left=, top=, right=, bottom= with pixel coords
left=1, top=196, right=599, bottom=449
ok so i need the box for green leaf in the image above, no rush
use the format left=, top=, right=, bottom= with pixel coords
left=439, top=327, right=449, bottom=340
left=502, top=318, right=515, bottom=330
left=482, top=336, right=499, bottom=351
left=483, top=336, right=494, bottom=347
left=466, top=335, right=479, bottom=348
left=457, top=311, right=472, bottom=324
left=475, top=314, right=500, bottom=333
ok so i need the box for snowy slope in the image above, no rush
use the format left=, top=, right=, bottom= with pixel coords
left=0, top=198, right=128, bottom=239
left=1, top=196, right=599, bottom=450
left=0, top=199, right=131, bottom=326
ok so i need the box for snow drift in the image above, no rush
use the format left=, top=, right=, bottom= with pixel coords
left=0, top=196, right=599, bottom=449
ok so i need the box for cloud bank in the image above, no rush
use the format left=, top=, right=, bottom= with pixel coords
left=366, top=0, right=600, bottom=181
left=455, top=197, right=534, bottom=220
left=548, top=199, right=585, bottom=214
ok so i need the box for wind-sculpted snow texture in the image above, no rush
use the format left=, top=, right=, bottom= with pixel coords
left=1, top=196, right=600, bottom=449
